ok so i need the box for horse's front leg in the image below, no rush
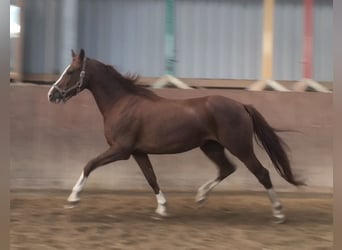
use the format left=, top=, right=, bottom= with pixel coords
left=67, top=145, right=131, bottom=204
left=132, top=152, right=168, bottom=217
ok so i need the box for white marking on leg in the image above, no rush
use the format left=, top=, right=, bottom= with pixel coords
left=196, top=178, right=220, bottom=203
left=155, top=191, right=168, bottom=216
left=67, top=171, right=87, bottom=203
left=267, top=188, right=285, bottom=221
left=156, top=191, right=166, bottom=204
left=267, top=188, right=282, bottom=210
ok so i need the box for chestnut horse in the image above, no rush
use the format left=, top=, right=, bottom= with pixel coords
left=48, top=49, right=303, bottom=223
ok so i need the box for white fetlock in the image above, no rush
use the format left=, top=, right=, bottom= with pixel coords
left=67, top=192, right=80, bottom=203
left=267, top=189, right=286, bottom=223
left=67, top=171, right=87, bottom=203
left=155, top=204, right=168, bottom=217
left=195, top=179, right=219, bottom=206
left=272, top=207, right=286, bottom=224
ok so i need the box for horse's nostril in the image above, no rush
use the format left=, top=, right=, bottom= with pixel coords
left=48, top=90, right=56, bottom=101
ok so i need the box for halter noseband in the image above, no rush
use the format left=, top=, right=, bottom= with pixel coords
left=52, top=57, right=87, bottom=102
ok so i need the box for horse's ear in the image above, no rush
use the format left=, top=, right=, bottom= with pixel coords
left=79, top=48, right=85, bottom=61
left=71, top=49, right=76, bottom=58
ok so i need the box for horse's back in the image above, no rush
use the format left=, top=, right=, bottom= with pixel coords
left=183, top=95, right=250, bottom=126
left=133, top=95, right=252, bottom=154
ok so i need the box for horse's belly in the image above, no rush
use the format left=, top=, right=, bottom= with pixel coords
left=135, top=102, right=216, bottom=154
left=137, top=142, right=200, bottom=154
left=136, top=128, right=212, bottom=154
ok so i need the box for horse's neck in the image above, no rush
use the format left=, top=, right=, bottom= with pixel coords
left=87, top=63, right=127, bottom=116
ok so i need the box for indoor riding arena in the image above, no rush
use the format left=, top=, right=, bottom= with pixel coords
left=10, top=0, right=332, bottom=249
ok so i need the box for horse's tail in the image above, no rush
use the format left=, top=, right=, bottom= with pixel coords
left=244, top=105, right=304, bottom=186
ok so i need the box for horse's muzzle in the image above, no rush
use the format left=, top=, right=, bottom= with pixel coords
left=48, top=87, right=64, bottom=104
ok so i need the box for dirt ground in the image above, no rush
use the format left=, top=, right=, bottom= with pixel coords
left=10, top=191, right=332, bottom=250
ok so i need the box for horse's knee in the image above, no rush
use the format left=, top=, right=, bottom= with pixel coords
left=83, top=150, right=131, bottom=177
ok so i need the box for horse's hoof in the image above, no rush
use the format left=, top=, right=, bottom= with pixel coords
left=155, top=203, right=169, bottom=217
left=151, top=215, right=164, bottom=220
left=155, top=210, right=169, bottom=217
left=272, top=215, right=286, bottom=224
left=63, top=201, right=79, bottom=209
left=155, top=206, right=170, bottom=218
left=151, top=212, right=170, bottom=220
left=67, top=193, right=80, bottom=203
left=195, top=197, right=207, bottom=208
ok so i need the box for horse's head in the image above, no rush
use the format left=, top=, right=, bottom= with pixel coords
left=48, top=49, right=88, bottom=103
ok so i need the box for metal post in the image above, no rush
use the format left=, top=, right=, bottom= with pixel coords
left=261, top=0, right=274, bottom=80
left=153, top=0, right=191, bottom=89
left=248, top=0, right=289, bottom=91
left=165, top=0, right=175, bottom=75
left=293, top=0, right=330, bottom=92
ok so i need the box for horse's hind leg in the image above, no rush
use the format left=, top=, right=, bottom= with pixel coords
left=235, top=151, right=285, bottom=223
left=196, top=141, right=236, bottom=206
left=132, top=152, right=168, bottom=217
left=213, top=104, right=285, bottom=222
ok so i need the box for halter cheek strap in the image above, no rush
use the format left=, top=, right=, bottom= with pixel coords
left=52, top=57, right=87, bottom=101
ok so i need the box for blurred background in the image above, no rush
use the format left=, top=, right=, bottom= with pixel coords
left=10, top=0, right=332, bottom=193
left=10, top=0, right=332, bottom=86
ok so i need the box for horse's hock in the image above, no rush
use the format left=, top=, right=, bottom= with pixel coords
left=10, top=84, right=332, bottom=193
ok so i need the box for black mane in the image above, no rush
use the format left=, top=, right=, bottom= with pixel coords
left=104, top=64, right=158, bottom=99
